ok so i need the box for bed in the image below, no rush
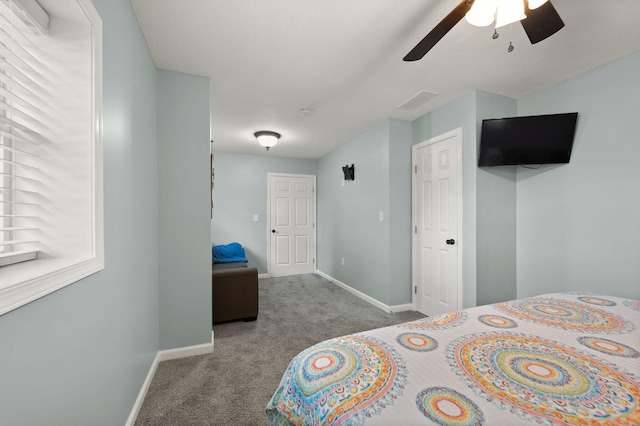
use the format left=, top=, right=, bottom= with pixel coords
left=266, top=293, right=640, bottom=425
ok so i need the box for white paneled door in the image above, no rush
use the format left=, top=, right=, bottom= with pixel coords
left=268, top=174, right=316, bottom=277
left=412, top=129, right=462, bottom=316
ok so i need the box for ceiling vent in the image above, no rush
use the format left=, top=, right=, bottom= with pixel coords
left=397, top=90, right=438, bottom=111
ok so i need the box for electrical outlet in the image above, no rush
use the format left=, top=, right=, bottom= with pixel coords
left=341, top=257, right=345, bottom=266
left=379, top=211, right=384, bottom=221
left=253, top=214, right=258, bottom=222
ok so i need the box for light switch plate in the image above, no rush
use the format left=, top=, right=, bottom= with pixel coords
left=379, top=211, right=384, bottom=221
left=253, top=214, right=258, bottom=222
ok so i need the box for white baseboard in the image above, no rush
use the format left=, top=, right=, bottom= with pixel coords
left=157, top=334, right=214, bottom=362
left=389, top=303, right=414, bottom=313
left=258, top=273, right=270, bottom=279
left=125, top=352, right=161, bottom=426
left=315, top=270, right=414, bottom=314
left=126, top=331, right=214, bottom=426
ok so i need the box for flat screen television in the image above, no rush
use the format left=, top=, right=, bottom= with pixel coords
left=478, top=112, right=578, bottom=167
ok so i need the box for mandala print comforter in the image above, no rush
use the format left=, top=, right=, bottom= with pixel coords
left=265, top=293, right=640, bottom=425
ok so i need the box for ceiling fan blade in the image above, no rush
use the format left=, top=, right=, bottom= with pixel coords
left=403, top=0, right=473, bottom=62
left=521, top=1, right=564, bottom=44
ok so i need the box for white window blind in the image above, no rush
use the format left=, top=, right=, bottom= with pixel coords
left=0, top=0, right=42, bottom=267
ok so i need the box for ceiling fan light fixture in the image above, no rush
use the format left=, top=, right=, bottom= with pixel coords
left=495, top=0, right=527, bottom=28
left=405, top=0, right=563, bottom=62
left=527, top=0, right=548, bottom=10
left=465, top=0, right=498, bottom=27
left=254, top=131, right=280, bottom=151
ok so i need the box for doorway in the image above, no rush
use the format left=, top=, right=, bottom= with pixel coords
left=412, top=128, right=463, bottom=316
left=267, top=173, right=316, bottom=277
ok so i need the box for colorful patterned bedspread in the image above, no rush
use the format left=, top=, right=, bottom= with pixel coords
left=266, top=293, right=640, bottom=425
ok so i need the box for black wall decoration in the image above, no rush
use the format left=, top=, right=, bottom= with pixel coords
left=342, top=164, right=355, bottom=181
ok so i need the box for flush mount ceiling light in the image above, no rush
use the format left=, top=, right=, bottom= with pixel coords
left=466, top=0, right=547, bottom=28
left=254, top=131, right=281, bottom=151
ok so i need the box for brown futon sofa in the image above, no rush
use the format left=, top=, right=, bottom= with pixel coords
left=212, top=262, right=258, bottom=324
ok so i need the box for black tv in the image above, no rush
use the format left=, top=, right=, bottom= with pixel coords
left=478, top=112, right=578, bottom=167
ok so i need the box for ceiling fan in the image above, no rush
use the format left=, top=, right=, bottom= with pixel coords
left=403, top=0, right=564, bottom=61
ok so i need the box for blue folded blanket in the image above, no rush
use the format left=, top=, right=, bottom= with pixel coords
left=213, top=242, right=248, bottom=264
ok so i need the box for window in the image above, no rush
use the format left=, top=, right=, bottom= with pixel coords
left=0, top=0, right=103, bottom=315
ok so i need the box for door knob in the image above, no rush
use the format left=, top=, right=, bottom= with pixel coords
left=272, top=229, right=276, bottom=233
left=446, top=239, right=455, bottom=245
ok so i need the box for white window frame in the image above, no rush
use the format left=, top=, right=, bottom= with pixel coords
left=0, top=0, right=103, bottom=316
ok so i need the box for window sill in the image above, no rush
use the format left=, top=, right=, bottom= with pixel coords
left=0, top=255, right=104, bottom=316
left=0, top=250, right=38, bottom=267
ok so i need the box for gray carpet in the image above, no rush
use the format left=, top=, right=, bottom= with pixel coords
left=135, top=274, right=425, bottom=425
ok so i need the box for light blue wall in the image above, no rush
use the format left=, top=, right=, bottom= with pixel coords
left=388, top=119, right=413, bottom=305
left=0, top=0, right=160, bottom=423
left=317, top=120, right=392, bottom=304
left=158, top=70, right=212, bottom=349
left=317, top=93, right=515, bottom=309
left=516, top=52, right=640, bottom=300
left=412, top=92, right=478, bottom=308
left=316, top=118, right=414, bottom=307
left=211, top=152, right=317, bottom=273
left=475, top=91, right=518, bottom=305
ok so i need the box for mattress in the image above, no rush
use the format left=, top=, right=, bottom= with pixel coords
left=266, top=292, right=640, bottom=425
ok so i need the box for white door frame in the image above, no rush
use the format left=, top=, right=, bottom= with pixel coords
left=411, top=128, right=464, bottom=312
left=267, top=172, right=317, bottom=277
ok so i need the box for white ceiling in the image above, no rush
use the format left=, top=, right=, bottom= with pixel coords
left=130, top=0, right=640, bottom=159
